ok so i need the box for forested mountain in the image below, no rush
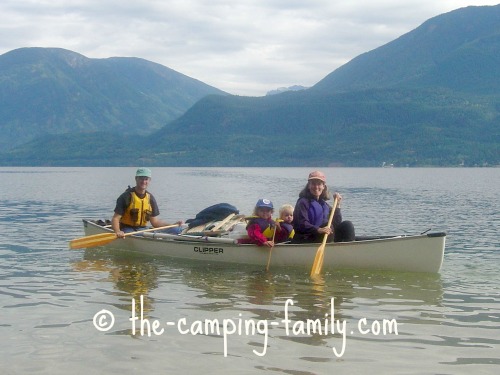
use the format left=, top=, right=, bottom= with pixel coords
left=0, top=5, right=498, bottom=167
left=0, top=47, right=227, bottom=150
left=312, top=5, right=500, bottom=94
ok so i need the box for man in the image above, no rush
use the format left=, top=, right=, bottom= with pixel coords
left=111, top=168, right=182, bottom=238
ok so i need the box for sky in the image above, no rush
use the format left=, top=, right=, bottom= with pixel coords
left=1, top=1, right=498, bottom=96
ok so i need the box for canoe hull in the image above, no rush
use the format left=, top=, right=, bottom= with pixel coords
left=82, top=220, right=445, bottom=273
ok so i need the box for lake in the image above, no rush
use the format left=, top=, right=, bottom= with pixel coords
left=1, top=167, right=499, bottom=374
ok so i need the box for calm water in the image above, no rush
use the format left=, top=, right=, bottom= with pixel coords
left=1, top=167, right=499, bottom=374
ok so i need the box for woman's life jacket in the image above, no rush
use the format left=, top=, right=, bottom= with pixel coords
left=307, top=199, right=330, bottom=227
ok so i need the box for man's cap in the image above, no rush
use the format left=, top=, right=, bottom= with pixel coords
left=135, top=168, right=152, bottom=178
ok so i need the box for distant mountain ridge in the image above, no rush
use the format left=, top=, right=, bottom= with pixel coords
left=266, top=85, right=308, bottom=96
left=0, top=5, right=499, bottom=167
left=0, top=47, right=227, bottom=150
left=312, top=5, right=500, bottom=94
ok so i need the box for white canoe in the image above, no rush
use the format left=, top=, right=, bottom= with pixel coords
left=81, top=219, right=446, bottom=273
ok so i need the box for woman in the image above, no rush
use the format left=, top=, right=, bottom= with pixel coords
left=292, top=170, right=355, bottom=243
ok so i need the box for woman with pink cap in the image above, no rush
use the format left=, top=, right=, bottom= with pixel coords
left=292, top=170, right=355, bottom=243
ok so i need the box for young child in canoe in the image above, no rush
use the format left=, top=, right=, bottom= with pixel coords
left=242, top=198, right=277, bottom=247
left=274, top=204, right=295, bottom=243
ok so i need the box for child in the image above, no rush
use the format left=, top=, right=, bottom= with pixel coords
left=275, top=204, right=294, bottom=243
left=245, top=199, right=276, bottom=247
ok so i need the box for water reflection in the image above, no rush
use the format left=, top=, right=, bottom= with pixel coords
left=72, top=249, right=160, bottom=315
left=72, top=249, right=444, bottom=326
left=155, top=259, right=442, bottom=347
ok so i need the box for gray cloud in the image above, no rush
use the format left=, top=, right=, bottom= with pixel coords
left=0, top=0, right=498, bottom=96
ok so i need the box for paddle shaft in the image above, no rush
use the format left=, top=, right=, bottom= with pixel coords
left=122, top=224, right=179, bottom=238
left=69, top=223, right=179, bottom=249
left=310, top=197, right=338, bottom=276
left=265, top=222, right=278, bottom=272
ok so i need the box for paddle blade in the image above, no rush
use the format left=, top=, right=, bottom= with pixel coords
left=69, top=232, right=118, bottom=249
left=310, top=243, right=326, bottom=276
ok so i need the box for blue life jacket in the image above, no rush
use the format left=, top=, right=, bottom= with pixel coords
left=308, top=199, right=329, bottom=227
left=276, top=220, right=295, bottom=239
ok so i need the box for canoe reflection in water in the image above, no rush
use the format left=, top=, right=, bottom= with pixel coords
left=72, top=246, right=443, bottom=358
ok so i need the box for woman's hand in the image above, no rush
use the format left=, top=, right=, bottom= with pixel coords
left=317, top=227, right=332, bottom=235
left=333, top=192, right=342, bottom=206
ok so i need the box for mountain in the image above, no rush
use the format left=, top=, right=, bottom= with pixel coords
left=266, top=85, right=308, bottom=96
left=0, top=47, right=227, bottom=150
left=311, top=5, right=500, bottom=94
left=144, top=4, right=499, bottom=167
left=0, top=5, right=499, bottom=167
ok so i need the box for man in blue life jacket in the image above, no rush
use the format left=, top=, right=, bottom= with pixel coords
left=111, top=168, right=182, bottom=238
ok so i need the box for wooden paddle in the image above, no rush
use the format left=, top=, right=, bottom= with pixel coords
left=310, top=197, right=338, bottom=276
left=209, top=213, right=236, bottom=232
left=182, top=213, right=240, bottom=236
left=69, top=224, right=179, bottom=249
left=265, top=221, right=278, bottom=272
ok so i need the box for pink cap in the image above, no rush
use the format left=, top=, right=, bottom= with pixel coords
left=308, top=170, right=326, bottom=182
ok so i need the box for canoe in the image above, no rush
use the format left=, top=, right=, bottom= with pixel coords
left=80, top=219, right=446, bottom=273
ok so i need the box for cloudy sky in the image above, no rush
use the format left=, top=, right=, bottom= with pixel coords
left=1, top=1, right=498, bottom=96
